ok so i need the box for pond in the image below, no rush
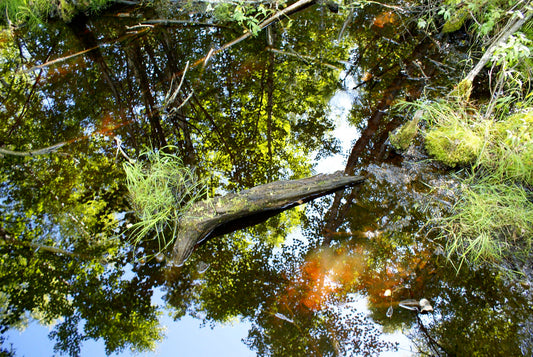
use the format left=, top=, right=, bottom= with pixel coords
left=1, top=1, right=532, bottom=356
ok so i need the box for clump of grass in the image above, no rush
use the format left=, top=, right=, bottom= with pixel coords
left=443, top=176, right=533, bottom=268
left=398, top=99, right=533, bottom=273
left=480, top=111, right=533, bottom=185
left=1, top=0, right=114, bottom=27
left=123, top=148, right=208, bottom=252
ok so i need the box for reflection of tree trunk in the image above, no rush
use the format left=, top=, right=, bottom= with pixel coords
left=159, top=28, right=198, bottom=165
left=0, top=227, right=88, bottom=260
left=265, top=29, right=276, bottom=174
left=68, top=14, right=123, bottom=107
left=171, top=172, right=365, bottom=266
left=323, top=38, right=435, bottom=243
left=168, top=109, right=197, bottom=164
left=127, top=42, right=168, bottom=148
left=344, top=38, right=434, bottom=173
left=189, top=90, right=237, bottom=164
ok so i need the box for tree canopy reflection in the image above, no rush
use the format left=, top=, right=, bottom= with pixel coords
left=1, top=0, right=532, bottom=355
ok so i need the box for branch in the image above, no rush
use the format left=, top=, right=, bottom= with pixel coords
left=138, top=19, right=235, bottom=30
left=0, top=227, right=88, bottom=260
left=0, top=142, right=67, bottom=157
left=188, top=0, right=316, bottom=70
left=266, top=47, right=348, bottom=70
left=464, top=10, right=532, bottom=83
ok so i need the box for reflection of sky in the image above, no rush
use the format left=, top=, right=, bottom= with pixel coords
left=7, top=312, right=254, bottom=356
left=313, top=72, right=360, bottom=174
left=7, top=262, right=253, bottom=355
left=311, top=71, right=415, bottom=355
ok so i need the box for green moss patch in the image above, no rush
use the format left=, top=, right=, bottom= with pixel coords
left=425, top=124, right=483, bottom=167
left=389, top=112, right=420, bottom=151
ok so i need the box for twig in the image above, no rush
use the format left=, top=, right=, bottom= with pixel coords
left=140, top=19, right=235, bottom=30
left=337, top=9, right=354, bottom=42
left=164, top=61, right=190, bottom=110
left=24, top=46, right=99, bottom=72
left=114, top=137, right=134, bottom=162
left=0, top=227, right=90, bottom=260
left=24, top=31, right=142, bottom=72
left=363, top=1, right=406, bottom=12
left=266, top=47, right=347, bottom=70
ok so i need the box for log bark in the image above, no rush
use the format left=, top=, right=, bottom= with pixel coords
left=171, top=172, right=365, bottom=265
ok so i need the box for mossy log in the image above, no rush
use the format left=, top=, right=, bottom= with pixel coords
left=171, top=172, right=365, bottom=266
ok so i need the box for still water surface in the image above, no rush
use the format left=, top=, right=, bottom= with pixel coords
left=2, top=1, right=532, bottom=355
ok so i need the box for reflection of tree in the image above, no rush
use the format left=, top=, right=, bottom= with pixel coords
left=0, top=1, right=353, bottom=353
left=245, top=304, right=397, bottom=356
left=411, top=265, right=533, bottom=356
left=2, top=1, right=531, bottom=356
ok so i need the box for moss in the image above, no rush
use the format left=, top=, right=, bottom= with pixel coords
left=425, top=124, right=483, bottom=167
left=441, top=7, right=469, bottom=33
left=389, top=113, right=420, bottom=151
left=449, top=79, right=473, bottom=102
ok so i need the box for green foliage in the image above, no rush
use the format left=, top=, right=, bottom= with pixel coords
left=210, top=1, right=276, bottom=35
left=0, top=0, right=114, bottom=27
left=492, top=32, right=533, bottom=66
left=124, top=148, right=208, bottom=253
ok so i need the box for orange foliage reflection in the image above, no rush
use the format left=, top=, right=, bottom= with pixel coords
left=372, top=11, right=398, bottom=28
left=278, top=232, right=438, bottom=314
left=281, top=248, right=365, bottom=311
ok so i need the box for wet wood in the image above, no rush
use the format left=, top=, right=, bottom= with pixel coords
left=171, top=172, right=365, bottom=266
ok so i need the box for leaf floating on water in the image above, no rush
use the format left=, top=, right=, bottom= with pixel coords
left=386, top=305, right=393, bottom=318
left=419, top=298, right=433, bottom=313
left=399, top=298, right=433, bottom=313
left=274, top=312, right=294, bottom=324
left=197, top=261, right=210, bottom=274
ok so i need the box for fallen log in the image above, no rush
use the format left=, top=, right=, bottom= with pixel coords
left=171, top=171, right=365, bottom=266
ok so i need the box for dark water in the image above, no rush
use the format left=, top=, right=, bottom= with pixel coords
left=1, top=1, right=532, bottom=356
